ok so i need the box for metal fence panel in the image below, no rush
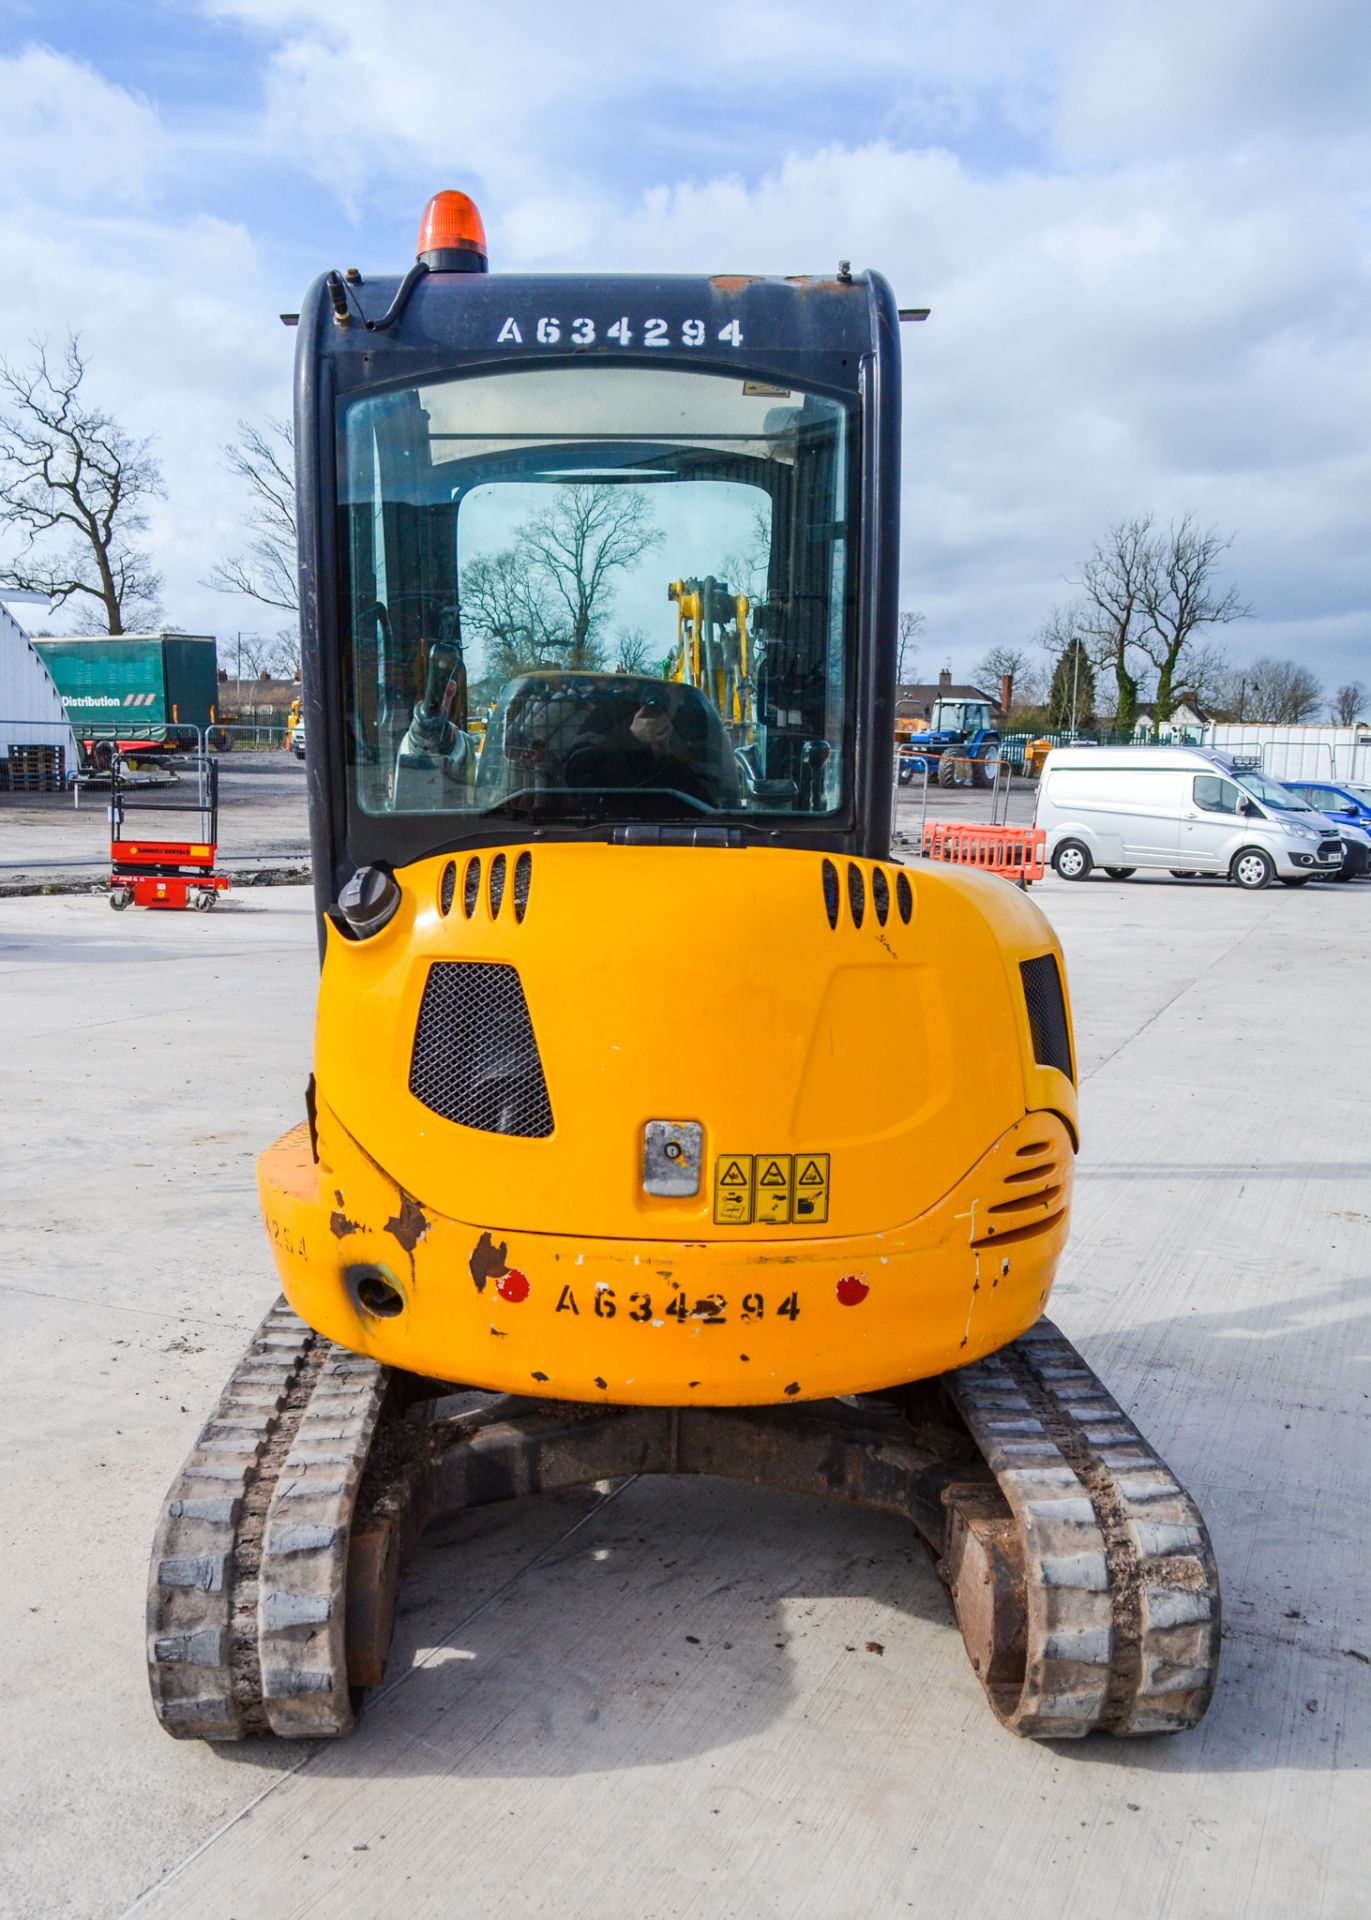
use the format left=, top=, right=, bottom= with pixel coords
left=0, top=718, right=312, bottom=879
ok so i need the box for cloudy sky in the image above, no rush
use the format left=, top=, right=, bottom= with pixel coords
left=2, top=0, right=1368, bottom=697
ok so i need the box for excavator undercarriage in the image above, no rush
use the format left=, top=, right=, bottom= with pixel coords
left=148, top=1299, right=1219, bottom=1742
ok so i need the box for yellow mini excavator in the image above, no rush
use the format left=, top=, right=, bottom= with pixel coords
left=148, top=193, right=1219, bottom=1742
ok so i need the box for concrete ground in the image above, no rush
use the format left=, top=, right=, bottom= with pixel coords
left=2, top=868, right=1367, bottom=1920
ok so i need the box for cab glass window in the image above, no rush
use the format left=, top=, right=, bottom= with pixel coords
left=1194, top=775, right=1241, bottom=814
left=1233, top=768, right=1312, bottom=811
left=337, top=365, right=853, bottom=826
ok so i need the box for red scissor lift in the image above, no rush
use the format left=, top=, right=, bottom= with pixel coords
left=108, top=750, right=230, bottom=911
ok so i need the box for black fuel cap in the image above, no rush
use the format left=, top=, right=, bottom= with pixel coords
left=338, top=865, right=401, bottom=936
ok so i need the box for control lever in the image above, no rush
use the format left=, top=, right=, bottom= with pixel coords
left=799, top=738, right=831, bottom=812
left=403, top=638, right=459, bottom=757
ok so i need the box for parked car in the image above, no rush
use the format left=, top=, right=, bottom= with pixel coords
left=1336, top=823, right=1371, bottom=878
left=1035, top=745, right=1346, bottom=889
left=1282, top=780, right=1371, bottom=832
left=291, top=721, right=306, bottom=760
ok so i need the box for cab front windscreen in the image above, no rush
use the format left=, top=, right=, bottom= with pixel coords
left=1233, top=769, right=1316, bottom=811
left=336, top=364, right=853, bottom=826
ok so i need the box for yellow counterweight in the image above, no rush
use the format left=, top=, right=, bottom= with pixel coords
left=258, top=844, right=1077, bottom=1405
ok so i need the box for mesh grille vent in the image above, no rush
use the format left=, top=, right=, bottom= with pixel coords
left=871, top=867, right=890, bottom=925
left=439, top=861, right=456, bottom=916
left=489, top=852, right=506, bottom=917
left=821, top=859, right=840, bottom=929
left=847, top=862, right=865, bottom=928
left=896, top=871, right=913, bottom=923
left=1020, top=954, right=1074, bottom=1081
left=410, top=962, right=554, bottom=1137
left=513, top=850, right=532, bottom=921
left=462, top=858, right=480, bottom=917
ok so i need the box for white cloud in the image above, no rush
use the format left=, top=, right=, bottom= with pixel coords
left=1053, top=0, right=1371, bottom=158
left=0, top=45, right=167, bottom=206
left=0, top=48, right=286, bottom=639
left=1, top=7, right=1368, bottom=691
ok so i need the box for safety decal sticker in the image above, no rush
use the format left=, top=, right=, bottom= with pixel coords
left=713, top=1154, right=754, bottom=1225
left=712, top=1152, right=830, bottom=1226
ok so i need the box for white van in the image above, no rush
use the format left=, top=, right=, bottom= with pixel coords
left=1035, top=745, right=1345, bottom=889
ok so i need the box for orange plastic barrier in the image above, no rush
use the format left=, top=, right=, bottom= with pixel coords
left=920, top=821, right=1046, bottom=886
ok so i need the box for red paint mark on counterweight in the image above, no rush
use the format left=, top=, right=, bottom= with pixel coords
left=497, top=1268, right=529, bottom=1303
left=836, top=1275, right=870, bottom=1306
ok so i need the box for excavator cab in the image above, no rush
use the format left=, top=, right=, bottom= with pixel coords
left=148, top=195, right=1219, bottom=1748
left=306, top=270, right=894, bottom=874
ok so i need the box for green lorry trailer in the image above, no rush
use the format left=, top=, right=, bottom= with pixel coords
left=30, top=633, right=219, bottom=768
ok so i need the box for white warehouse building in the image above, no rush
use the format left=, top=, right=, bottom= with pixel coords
left=0, top=596, right=78, bottom=773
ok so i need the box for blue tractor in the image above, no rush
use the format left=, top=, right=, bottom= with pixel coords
left=897, top=695, right=1003, bottom=789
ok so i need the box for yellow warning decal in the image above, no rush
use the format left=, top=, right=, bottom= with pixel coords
left=713, top=1152, right=831, bottom=1226
left=792, top=1153, right=830, bottom=1225
left=754, top=1155, right=793, bottom=1225
left=713, top=1154, right=754, bottom=1225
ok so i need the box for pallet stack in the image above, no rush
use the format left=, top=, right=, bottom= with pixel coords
left=4, top=744, right=66, bottom=792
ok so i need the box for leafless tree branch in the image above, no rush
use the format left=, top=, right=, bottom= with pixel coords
left=896, top=610, right=924, bottom=685
left=205, top=415, right=299, bottom=613
left=0, top=333, right=164, bottom=632
left=1073, top=516, right=1155, bottom=735
left=1137, top=514, right=1251, bottom=719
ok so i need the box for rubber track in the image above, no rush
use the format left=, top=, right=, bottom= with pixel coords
left=943, top=1318, right=1220, bottom=1737
left=147, top=1299, right=386, bottom=1741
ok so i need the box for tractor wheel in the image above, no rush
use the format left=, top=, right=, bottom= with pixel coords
left=938, top=751, right=970, bottom=789
left=972, top=747, right=1002, bottom=789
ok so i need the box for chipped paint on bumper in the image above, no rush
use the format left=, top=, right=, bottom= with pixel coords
left=258, top=1100, right=1073, bottom=1406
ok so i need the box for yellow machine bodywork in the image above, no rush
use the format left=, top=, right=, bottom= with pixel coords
left=258, top=843, right=1076, bottom=1405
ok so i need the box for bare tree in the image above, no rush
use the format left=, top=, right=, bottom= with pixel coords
left=1139, top=516, right=1250, bottom=720
left=1234, top=656, right=1323, bottom=723
left=896, top=609, right=924, bottom=685
left=973, top=643, right=1043, bottom=713
left=1173, top=640, right=1232, bottom=713
left=462, top=485, right=662, bottom=695
left=0, top=334, right=164, bottom=633
left=462, top=546, right=565, bottom=683
left=222, top=633, right=277, bottom=681
left=719, top=505, right=773, bottom=608
left=1075, top=521, right=1160, bottom=736
left=271, top=627, right=302, bottom=679
left=613, top=627, right=655, bottom=673
left=1035, top=599, right=1116, bottom=716
left=517, top=485, right=661, bottom=664
left=1331, top=681, right=1367, bottom=725
left=205, top=415, right=298, bottom=613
